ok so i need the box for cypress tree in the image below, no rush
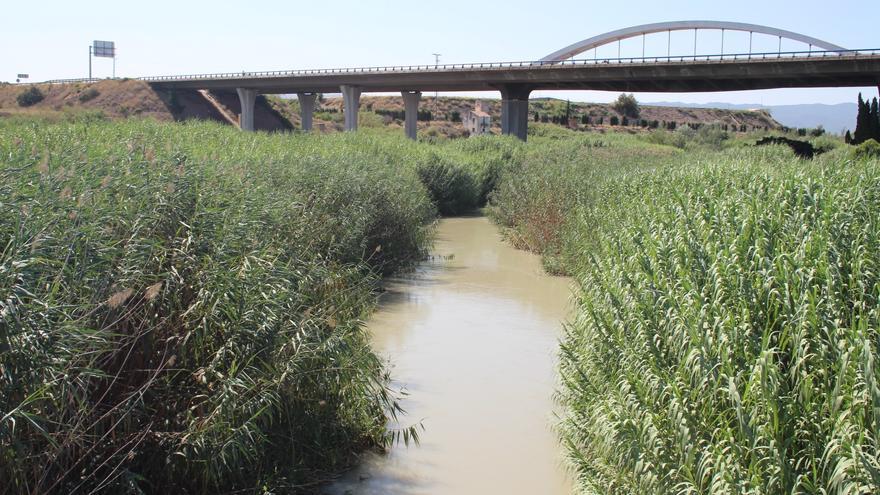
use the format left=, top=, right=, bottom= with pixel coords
left=871, top=97, right=880, bottom=141
left=854, top=93, right=868, bottom=144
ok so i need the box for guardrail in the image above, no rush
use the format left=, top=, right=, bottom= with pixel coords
left=38, top=48, right=880, bottom=85
left=38, top=77, right=106, bottom=84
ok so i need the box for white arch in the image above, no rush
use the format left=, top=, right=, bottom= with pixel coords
left=540, top=21, right=847, bottom=62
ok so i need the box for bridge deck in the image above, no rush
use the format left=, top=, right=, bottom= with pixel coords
left=131, top=50, right=880, bottom=94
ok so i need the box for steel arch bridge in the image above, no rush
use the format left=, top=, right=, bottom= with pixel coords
left=540, top=21, right=848, bottom=61
left=41, top=20, right=880, bottom=141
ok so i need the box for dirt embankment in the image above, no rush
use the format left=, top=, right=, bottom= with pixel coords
left=0, top=80, right=292, bottom=131
left=0, top=80, right=174, bottom=121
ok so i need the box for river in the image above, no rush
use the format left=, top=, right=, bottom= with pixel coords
left=325, top=215, right=572, bottom=494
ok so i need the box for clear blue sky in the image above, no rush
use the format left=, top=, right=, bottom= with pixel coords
left=3, top=0, right=878, bottom=105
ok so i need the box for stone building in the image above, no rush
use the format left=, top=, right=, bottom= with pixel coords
left=463, top=100, right=491, bottom=136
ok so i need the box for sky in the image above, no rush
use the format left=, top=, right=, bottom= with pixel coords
left=2, top=0, right=878, bottom=105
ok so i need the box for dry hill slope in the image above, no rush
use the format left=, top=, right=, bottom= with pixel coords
left=0, top=80, right=291, bottom=131
left=0, top=80, right=782, bottom=134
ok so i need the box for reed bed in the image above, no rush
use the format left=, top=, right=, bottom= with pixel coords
left=489, top=133, right=880, bottom=493
left=9, top=115, right=873, bottom=494
left=0, top=119, right=482, bottom=493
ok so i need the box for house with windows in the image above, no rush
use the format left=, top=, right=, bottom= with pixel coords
left=463, top=100, right=491, bottom=136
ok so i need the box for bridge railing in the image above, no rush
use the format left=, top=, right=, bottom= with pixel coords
left=38, top=48, right=880, bottom=85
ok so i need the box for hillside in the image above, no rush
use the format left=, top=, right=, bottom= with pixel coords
left=303, top=95, right=781, bottom=134
left=0, top=79, right=173, bottom=121
left=0, top=80, right=782, bottom=134
left=650, top=100, right=858, bottom=133
left=0, top=81, right=290, bottom=131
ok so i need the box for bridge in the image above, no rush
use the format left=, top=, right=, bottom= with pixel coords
left=59, top=21, right=880, bottom=140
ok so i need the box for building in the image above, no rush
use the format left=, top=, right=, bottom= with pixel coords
left=463, top=100, right=491, bottom=136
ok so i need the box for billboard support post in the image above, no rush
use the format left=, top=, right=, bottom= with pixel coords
left=91, top=40, right=116, bottom=79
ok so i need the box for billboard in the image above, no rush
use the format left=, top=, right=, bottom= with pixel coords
left=93, top=40, right=115, bottom=58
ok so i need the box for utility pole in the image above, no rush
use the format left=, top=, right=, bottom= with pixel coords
left=432, top=53, right=441, bottom=98
left=88, top=44, right=92, bottom=79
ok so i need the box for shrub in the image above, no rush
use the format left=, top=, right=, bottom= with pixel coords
left=416, top=157, right=479, bottom=215
left=78, top=87, right=100, bottom=102
left=693, top=125, right=730, bottom=150
left=16, top=86, right=44, bottom=107
left=851, top=138, right=880, bottom=160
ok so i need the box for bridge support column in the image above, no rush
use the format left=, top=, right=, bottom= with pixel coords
left=402, top=91, right=421, bottom=140
left=340, top=85, right=362, bottom=131
left=296, top=92, right=317, bottom=131
left=236, top=88, right=257, bottom=132
left=499, top=85, right=532, bottom=141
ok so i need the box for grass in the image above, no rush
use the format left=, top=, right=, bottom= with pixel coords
left=485, top=126, right=880, bottom=493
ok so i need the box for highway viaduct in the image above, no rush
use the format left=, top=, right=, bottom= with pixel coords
left=136, top=21, right=880, bottom=141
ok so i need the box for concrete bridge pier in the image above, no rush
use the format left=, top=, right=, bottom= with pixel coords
left=402, top=91, right=421, bottom=140
left=296, top=92, right=317, bottom=131
left=499, top=85, right=533, bottom=141
left=236, top=88, right=258, bottom=131
left=340, top=85, right=362, bottom=131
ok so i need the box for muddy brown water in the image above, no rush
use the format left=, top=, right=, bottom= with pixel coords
left=325, top=216, right=573, bottom=495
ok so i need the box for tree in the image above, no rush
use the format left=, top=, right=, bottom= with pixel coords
left=866, top=98, right=880, bottom=141
left=854, top=93, right=868, bottom=143
left=612, top=93, right=640, bottom=119
left=845, top=130, right=853, bottom=144
left=853, top=93, right=880, bottom=145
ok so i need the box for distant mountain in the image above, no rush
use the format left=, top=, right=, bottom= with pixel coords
left=648, top=101, right=857, bottom=134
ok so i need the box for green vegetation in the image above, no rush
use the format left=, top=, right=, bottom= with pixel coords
left=16, top=86, right=45, bottom=107
left=853, top=93, right=880, bottom=145
left=4, top=112, right=876, bottom=494
left=851, top=138, right=880, bottom=160
left=0, top=119, right=518, bottom=493
left=487, top=126, right=880, bottom=493
left=611, top=93, right=640, bottom=119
